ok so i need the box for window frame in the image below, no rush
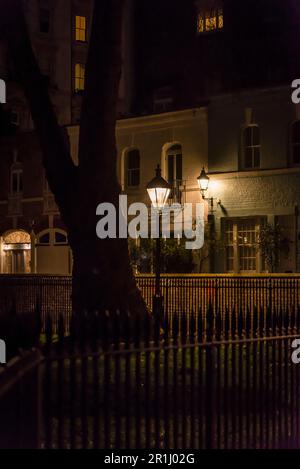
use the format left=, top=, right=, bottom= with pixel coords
left=197, top=8, right=224, bottom=34
left=126, top=149, right=141, bottom=189
left=74, top=63, right=85, bottom=93
left=75, top=15, right=87, bottom=42
left=10, top=167, right=23, bottom=195
left=242, top=124, right=261, bottom=170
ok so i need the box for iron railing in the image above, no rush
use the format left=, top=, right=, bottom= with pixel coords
left=41, top=306, right=300, bottom=449
left=1, top=274, right=300, bottom=332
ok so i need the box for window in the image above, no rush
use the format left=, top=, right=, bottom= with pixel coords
left=167, top=144, right=183, bottom=203
left=38, top=233, right=50, bottom=245
left=243, top=125, right=261, bottom=169
left=75, top=15, right=87, bottom=42
left=40, top=8, right=51, bottom=34
left=197, top=8, right=224, bottom=34
left=11, top=167, right=23, bottom=194
left=290, top=121, right=300, bottom=165
left=126, top=149, right=140, bottom=188
left=167, top=145, right=183, bottom=183
left=74, top=63, right=85, bottom=92
left=225, top=219, right=264, bottom=273
left=54, top=231, right=68, bottom=245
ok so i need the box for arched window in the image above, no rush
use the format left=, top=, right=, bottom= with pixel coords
left=167, top=144, right=183, bottom=183
left=290, top=121, right=300, bottom=165
left=54, top=230, right=68, bottom=245
left=126, top=149, right=140, bottom=188
left=243, top=125, right=261, bottom=169
left=37, top=229, right=68, bottom=246
left=10, top=162, right=23, bottom=195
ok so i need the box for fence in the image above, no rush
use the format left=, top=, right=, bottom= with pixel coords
left=0, top=350, right=42, bottom=449
left=1, top=274, right=300, bottom=332
left=42, top=305, right=300, bottom=449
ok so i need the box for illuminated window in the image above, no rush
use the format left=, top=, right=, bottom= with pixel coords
left=290, top=121, right=300, bottom=165
left=75, top=15, right=87, bottom=42
left=74, top=63, right=85, bottom=92
left=197, top=8, right=224, bottom=34
left=243, top=125, right=261, bottom=169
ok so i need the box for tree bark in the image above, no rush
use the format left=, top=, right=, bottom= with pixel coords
left=0, top=0, right=147, bottom=315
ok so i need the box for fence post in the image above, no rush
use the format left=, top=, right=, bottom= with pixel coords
left=205, top=303, right=215, bottom=449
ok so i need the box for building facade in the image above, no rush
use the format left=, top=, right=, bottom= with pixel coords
left=0, top=0, right=135, bottom=133
left=0, top=108, right=208, bottom=274
left=208, top=86, right=300, bottom=273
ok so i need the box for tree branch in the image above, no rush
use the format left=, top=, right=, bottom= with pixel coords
left=0, top=0, right=77, bottom=219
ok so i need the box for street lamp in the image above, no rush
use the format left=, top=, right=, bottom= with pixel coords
left=197, top=167, right=210, bottom=198
left=147, top=165, right=171, bottom=317
left=197, top=166, right=220, bottom=213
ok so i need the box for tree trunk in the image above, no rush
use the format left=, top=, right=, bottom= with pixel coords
left=0, top=0, right=147, bottom=315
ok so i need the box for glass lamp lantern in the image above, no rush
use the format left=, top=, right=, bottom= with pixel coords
left=197, top=167, right=210, bottom=198
left=147, top=165, right=171, bottom=210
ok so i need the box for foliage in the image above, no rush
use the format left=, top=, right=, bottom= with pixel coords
left=256, top=223, right=290, bottom=273
left=129, top=237, right=195, bottom=274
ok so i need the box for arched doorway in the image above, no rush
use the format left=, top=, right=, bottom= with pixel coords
left=2, top=231, right=31, bottom=274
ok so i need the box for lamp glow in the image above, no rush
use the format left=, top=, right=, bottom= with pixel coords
left=147, top=165, right=171, bottom=210
left=197, top=167, right=210, bottom=197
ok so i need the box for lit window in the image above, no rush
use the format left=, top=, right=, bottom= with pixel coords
left=75, top=15, right=87, bottom=42
left=126, top=149, right=140, bottom=188
left=74, top=63, right=85, bottom=92
left=197, top=8, right=224, bottom=34
left=290, top=121, right=300, bottom=165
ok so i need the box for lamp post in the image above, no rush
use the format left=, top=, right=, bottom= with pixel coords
left=147, top=165, right=171, bottom=317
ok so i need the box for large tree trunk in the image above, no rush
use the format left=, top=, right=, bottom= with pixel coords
left=0, top=0, right=147, bottom=315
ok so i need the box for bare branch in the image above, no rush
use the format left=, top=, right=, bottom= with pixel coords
left=0, top=0, right=77, bottom=214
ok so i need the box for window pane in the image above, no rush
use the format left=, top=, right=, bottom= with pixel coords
left=253, top=147, right=261, bottom=168
left=252, top=126, right=260, bottom=146
left=75, top=15, right=87, bottom=42
left=39, top=233, right=50, bottom=245
left=168, top=155, right=174, bottom=182
left=176, top=154, right=183, bottom=180
left=75, top=64, right=85, bottom=91
left=244, top=127, right=252, bottom=147
left=55, top=232, right=67, bottom=244
left=127, top=150, right=140, bottom=170
left=12, top=173, right=18, bottom=193
left=245, top=148, right=253, bottom=168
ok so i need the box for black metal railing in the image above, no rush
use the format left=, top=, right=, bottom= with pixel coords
left=41, top=305, right=300, bottom=449
left=0, top=350, right=42, bottom=449
left=1, top=274, right=300, bottom=333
